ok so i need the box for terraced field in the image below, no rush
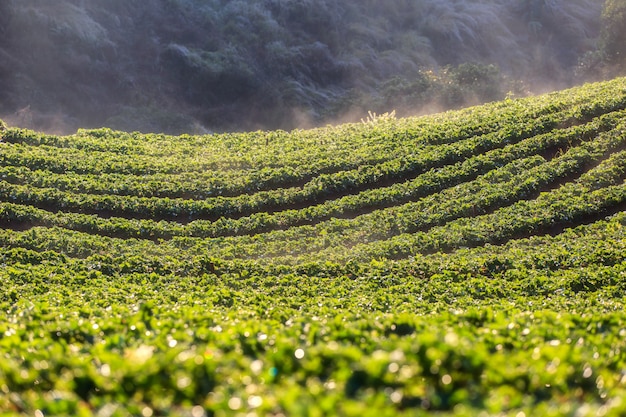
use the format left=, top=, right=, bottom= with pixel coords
left=1, top=78, right=626, bottom=416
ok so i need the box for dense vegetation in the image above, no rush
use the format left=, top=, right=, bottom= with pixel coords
left=1, top=0, right=625, bottom=133
left=1, top=78, right=626, bottom=416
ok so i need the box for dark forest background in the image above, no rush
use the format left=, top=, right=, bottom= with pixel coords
left=1, top=0, right=625, bottom=134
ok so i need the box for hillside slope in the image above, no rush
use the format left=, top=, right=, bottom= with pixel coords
left=1, top=78, right=626, bottom=415
left=0, top=0, right=617, bottom=134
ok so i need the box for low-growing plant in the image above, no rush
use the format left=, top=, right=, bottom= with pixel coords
left=1, top=78, right=626, bottom=416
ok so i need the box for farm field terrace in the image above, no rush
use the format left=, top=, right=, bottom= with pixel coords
left=1, top=78, right=626, bottom=416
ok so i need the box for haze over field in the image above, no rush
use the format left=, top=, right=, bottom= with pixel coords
left=0, top=0, right=624, bottom=133
left=2, top=77, right=626, bottom=415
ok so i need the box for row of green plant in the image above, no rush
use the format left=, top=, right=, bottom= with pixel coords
left=1, top=211, right=625, bottom=415
left=2, top=78, right=626, bottom=416
left=195, top=147, right=626, bottom=263
left=2, top=206, right=624, bottom=284
left=2, top=121, right=625, bottom=245
left=2, top=145, right=624, bottom=271
left=1, top=78, right=625, bottom=196
left=6, top=77, right=621, bottom=152
left=2, top=108, right=624, bottom=227
left=341, top=154, right=626, bottom=263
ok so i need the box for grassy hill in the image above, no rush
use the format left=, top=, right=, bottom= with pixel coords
left=1, top=78, right=626, bottom=416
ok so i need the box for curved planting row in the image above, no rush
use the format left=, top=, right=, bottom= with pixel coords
left=1, top=127, right=624, bottom=245
left=0, top=109, right=624, bottom=228
left=0, top=110, right=625, bottom=246
left=1, top=78, right=626, bottom=417
left=1, top=78, right=626, bottom=196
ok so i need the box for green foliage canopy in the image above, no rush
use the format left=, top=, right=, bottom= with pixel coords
left=1, top=78, right=626, bottom=415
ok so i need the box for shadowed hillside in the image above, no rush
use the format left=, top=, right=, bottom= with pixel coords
left=0, top=0, right=624, bottom=133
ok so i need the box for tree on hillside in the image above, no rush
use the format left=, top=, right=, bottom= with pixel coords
left=0, top=0, right=615, bottom=133
left=601, top=0, right=626, bottom=64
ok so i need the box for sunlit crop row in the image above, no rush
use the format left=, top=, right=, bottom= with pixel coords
left=1, top=78, right=626, bottom=416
